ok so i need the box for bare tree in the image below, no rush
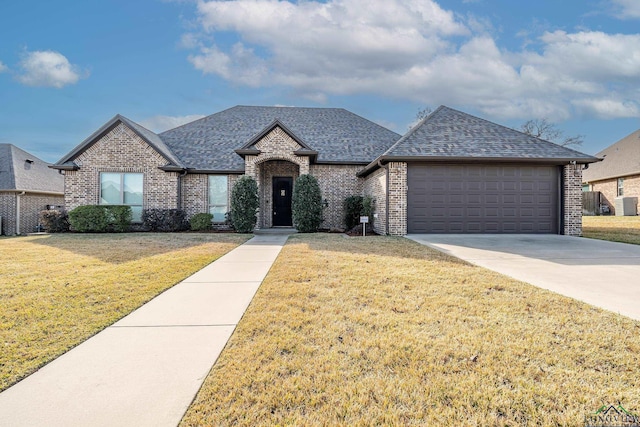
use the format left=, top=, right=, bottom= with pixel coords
left=415, top=107, right=433, bottom=122
left=520, top=118, right=583, bottom=147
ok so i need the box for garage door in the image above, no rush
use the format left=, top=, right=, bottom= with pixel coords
left=407, top=164, right=558, bottom=233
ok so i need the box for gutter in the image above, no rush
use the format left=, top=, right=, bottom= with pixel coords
left=3, top=189, right=64, bottom=196
left=358, top=155, right=601, bottom=177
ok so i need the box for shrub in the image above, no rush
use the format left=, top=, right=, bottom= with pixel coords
left=344, top=195, right=375, bottom=230
left=142, top=209, right=188, bottom=232
left=68, top=205, right=132, bottom=232
left=190, top=213, right=213, bottom=231
left=292, top=174, right=323, bottom=233
left=230, top=176, right=259, bottom=233
left=344, top=196, right=364, bottom=229
left=362, top=195, right=374, bottom=225
left=105, top=206, right=132, bottom=232
left=39, top=210, right=70, bottom=233
left=69, top=206, right=110, bottom=232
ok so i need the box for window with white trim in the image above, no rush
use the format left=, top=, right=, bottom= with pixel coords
left=208, top=175, right=228, bottom=222
left=100, top=172, right=143, bottom=222
left=617, top=178, right=624, bottom=197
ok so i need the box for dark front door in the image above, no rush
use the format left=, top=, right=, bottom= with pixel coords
left=272, top=177, right=293, bottom=226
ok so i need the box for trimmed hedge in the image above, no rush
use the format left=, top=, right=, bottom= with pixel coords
left=68, top=205, right=132, bottom=232
left=230, top=176, right=259, bottom=233
left=292, top=174, right=323, bottom=233
left=190, top=213, right=213, bottom=231
left=39, top=210, right=70, bottom=233
left=142, top=209, right=189, bottom=232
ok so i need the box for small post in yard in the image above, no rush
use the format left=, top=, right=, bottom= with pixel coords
left=360, top=215, right=369, bottom=237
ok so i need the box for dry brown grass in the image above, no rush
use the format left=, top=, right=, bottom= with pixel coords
left=182, top=234, right=640, bottom=426
left=583, top=215, right=640, bottom=245
left=0, top=232, right=249, bottom=391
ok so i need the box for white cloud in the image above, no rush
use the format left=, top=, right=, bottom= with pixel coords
left=610, top=0, right=640, bottom=19
left=0, top=61, right=7, bottom=73
left=139, top=114, right=207, bottom=132
left=17, top=50, right=85, bottom=88
left=184, top=0, right=640, bottom=121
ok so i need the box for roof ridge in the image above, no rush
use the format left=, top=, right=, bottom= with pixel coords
left=381, top=105, right=445, bottom=156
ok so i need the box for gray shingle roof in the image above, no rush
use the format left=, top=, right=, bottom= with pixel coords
left=0, top=144, right=64, bottom=193
left=582, top=129, right=640, bottom=183
left=159, top=106, right=402, bottom=171
left=382, top=106, right=599, bottom=162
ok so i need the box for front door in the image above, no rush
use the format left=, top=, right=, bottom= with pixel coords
left=272, top=177, right=293, bottom=226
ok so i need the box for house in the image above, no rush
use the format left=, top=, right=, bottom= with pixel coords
left=0, top=144, right=65, bottom=235
left=582, top=129, right=640, bottom=215
left=51, top=105, right=598, bottom=235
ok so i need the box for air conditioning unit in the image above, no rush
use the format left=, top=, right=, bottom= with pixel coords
left=615, top=197, right=638, bottom=216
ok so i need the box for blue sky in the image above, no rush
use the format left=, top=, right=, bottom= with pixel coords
left=1, top=0, right=639, bottom=162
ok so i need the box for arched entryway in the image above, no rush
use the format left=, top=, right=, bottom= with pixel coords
left=256, top=159, right=300, bottom=228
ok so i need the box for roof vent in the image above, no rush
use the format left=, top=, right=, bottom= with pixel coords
left=25, top=159, right=34, bottom=164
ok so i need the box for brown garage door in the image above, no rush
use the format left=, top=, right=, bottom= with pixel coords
left=407, top=164, right=559, bottom=233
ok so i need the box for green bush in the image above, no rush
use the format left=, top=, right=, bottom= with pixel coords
left=142, top=209, right=188, bottom=232
left=190, top=213, right=213, bottom=231
left=68, top=205, right=132, bottom=232
left=292, top=174, right=323, bottom=233
left=362, top=195, right=374, bottom=225
left=230, top=176, right=259, bottom=233
left=344, top=196, right=363, bottom=229
left=39, top=210, right=70, bottom=233
left=105, top=206, right=132, bottom=232
left=344, top=195, right=375, bottom=230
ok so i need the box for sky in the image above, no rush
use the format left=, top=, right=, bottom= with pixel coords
left=1, top=0, right=639, bottom=163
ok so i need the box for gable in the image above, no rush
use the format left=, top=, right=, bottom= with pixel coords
left=254, top=126, right=303, bottom=153
left=583, top=129, right=640, bottom=183
left=53, top=115, right=183, bottom=171
left=72, top=123, right=169, bottom=169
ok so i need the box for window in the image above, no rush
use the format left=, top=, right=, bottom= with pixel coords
left=618, top=178, right=624, bottom=197
left=100, top=172, right=143, bottom=222
left=208, top=175, right=228, bottom=222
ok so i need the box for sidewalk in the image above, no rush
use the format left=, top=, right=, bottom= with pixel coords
left=0, top=234, right=289, bottom=427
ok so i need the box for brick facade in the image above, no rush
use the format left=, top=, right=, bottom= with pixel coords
left=563, top=164, right=583, bottom=236
left=0, top=193, right=16, bottom=235
left=362, top=167, right=387, bottom=235
left=590, top=174, right=640, bottom=215
left=0, top=192, right=64, bottom=235
left=64, top=123, right=179, bottom=213
left=310, top=164, right=363, bottom=230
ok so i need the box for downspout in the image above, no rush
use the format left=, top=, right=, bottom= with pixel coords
left=16, top=191, right=25, bottom=235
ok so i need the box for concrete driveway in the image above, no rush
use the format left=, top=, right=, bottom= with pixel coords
left=406, top=234, right=640, bottom=321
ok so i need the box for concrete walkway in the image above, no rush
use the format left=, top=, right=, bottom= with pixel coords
left=407, top=234, right=640, bottom=321
left=0, top=234, right=289, bottom=427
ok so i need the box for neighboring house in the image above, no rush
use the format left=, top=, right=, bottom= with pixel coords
left=582, top=129, right=640, bottom=215
left=0, top=144, right=65, bottom=235
left=52, top=105, right=598, bottom=236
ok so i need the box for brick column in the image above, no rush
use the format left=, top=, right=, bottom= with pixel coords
left=563, top=164, right=583, bottom=236
left=387, top=162, right=407, bottom=235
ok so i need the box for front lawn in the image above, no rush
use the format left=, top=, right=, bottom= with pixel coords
left=0, top=233, right=249, bottom=391
left=583, top=215, right=640, bottom=245
left=182, top=234, right=640, bottom=426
